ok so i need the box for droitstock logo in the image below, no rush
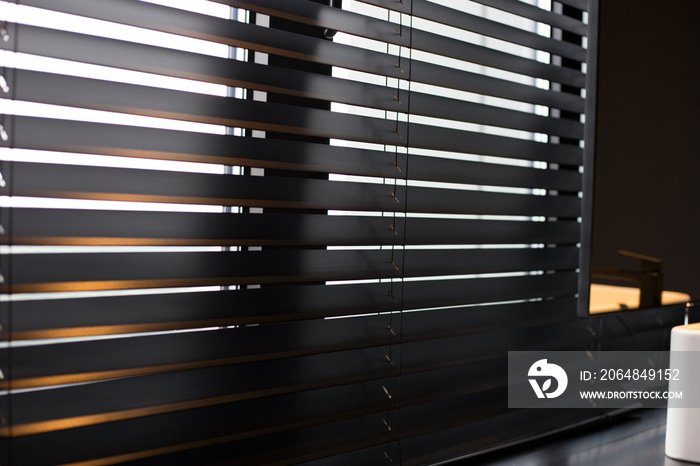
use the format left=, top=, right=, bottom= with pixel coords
left=528, top=359, right=568, bottom=399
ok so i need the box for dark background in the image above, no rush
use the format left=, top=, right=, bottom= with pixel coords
left=590, top=0, right=700, bottom=300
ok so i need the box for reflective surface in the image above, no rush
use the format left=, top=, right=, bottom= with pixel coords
left=478, top=409, right=695, bottom=466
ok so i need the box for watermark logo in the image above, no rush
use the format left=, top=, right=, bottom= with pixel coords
left=528, top=359, right=568, bottom=399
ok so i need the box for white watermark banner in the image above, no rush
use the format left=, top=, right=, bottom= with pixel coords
left=508, top=351, right=700, bottom=408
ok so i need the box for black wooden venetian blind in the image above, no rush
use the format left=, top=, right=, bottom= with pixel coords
left=0, top=0, right=598, bottom=464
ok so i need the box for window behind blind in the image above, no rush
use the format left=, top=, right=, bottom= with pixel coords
left=0, top=0, right=599, bottom=464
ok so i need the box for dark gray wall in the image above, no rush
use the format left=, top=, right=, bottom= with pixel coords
left=590, top=0, right=700, bottom=299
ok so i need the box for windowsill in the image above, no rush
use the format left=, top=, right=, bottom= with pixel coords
left=589, top=284, right=691, bottom=314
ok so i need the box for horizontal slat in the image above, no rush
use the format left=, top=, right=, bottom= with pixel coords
left=24, top=0, right=586, bottom=87
left=403, top=271, right=579, bottom=312
left=465, top=0, right=589, bottom=35
left=372, top=0, right=586, bottom=60
left=2, top=315, right=397, bottom=388
left=9, top=115, right=403, bottom=176
left=5, top=208, right=581, bottom=247
left=400, top=388, right=507, bottom=439
left=406, top=186, right=580, bottom=217
left=1, top=247, right=578, bottom=293
left=1, top=249, right=401, bottom=293
left=4, top=162, right=582, bottom=218
left=403, top=247, right=580, bottom=276
left=4, top=24, right=586, bottom=113
left=3, top=346, right=400, bottom=435
left=10, top=116, right=582, bottom=189
left=119, top=414, right=396, bottom=466
left=408, top=157, right=582, bottom=191
left=408, top=91, right=585, bottom=140
left=1, top=159, right=401, bottom=211
left=401, top=359, right=508, bottom=407
left=2, top=274, right=578, bottom=340
left=556, top=0, right=589, bottom=12
left=400, top=320, right=596, bottom=374
left=402, top=297, right=578, bottom=341
left=5, top=383, right=399, bottom=465
left=408, top=123, right=582, bottom=165
left=10, top=70, right=583, bottom=163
